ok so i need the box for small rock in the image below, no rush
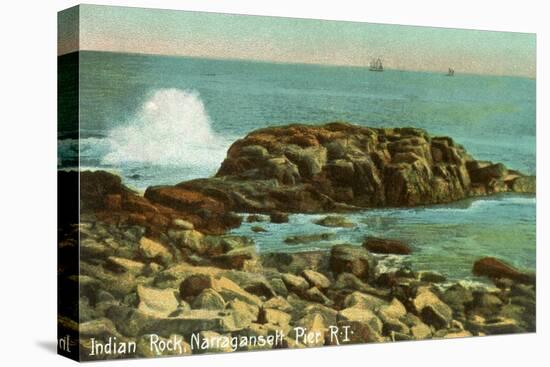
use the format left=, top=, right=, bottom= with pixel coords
left=251, top=226, right=267, bottom=233
left=363, top=237, right=412, bottom=255
left=418, top=271, right=446, bottom=283
left=247, top=214, right=269, bottom=222
left=314, top=215, right=355, bottom=228
left=284, top=233, right=336, bottom=245
left=270, top=212, right=289, bottom=223
left=172, top=218, right=195, bottom=230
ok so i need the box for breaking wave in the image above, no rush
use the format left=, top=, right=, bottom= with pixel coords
left=102, top=88, right=229, bottom=168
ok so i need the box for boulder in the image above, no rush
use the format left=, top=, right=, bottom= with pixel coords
left=314, top=215, right=355, bottom=228
left=179, top=274, right=216, bottom=298
left=338, top=307, right=383, bottom=335
left=169, top=229, right=206, bottom=255
left=363, top=237, right=412, bottom=255
left=270, top=212, right=289, bottom=223
left=281, top=273, right=310, bottom=294
left=304, top=287, right=333, bottom=306
left=343, top=291, right=388, bottom=311
left=413, top=288, right=453, bottom=329
left=227, top=299, right=259, bottom=329
left=263, top=296, right=293, bottom=313
left=258, top=308, right=292, bottom=328
left=191, top=289, right=226, bottom=310
left=137, top=285, right=179, bottom=317
left=330, top=245, right=377, bottom=281
left=302, top=269, right=331, bottom=290
left=139, top=237, right=173, bottom=264
left=473, top=257, right=535, bottom=284
left=284, top=233, right=336, bottom=245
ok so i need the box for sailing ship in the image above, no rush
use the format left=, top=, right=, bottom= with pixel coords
left=446, top=67, right=455, bottom=76
left=369, top=58, right=384, bottom=72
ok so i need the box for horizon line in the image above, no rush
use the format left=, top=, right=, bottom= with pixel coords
left=59, top=49, right=536, bottom=79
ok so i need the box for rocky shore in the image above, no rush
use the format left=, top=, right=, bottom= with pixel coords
left=58, top=123, right=536, bottom=360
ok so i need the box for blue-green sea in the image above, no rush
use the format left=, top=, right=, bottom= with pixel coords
left=58, top=51, right=536, bottom=280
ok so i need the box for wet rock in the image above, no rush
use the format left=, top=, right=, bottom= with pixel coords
left=247, top=214, right=269, bottom=222
left=270, top=212, right=289, bottom=223
left=510, top=176, right=535, bottom=193
left=191, top=289, right=226, bottom=310
left=473, top=257, right=535, bottom=284
left=418, top=271, right=446, bottom=283
left=330, top=245, right=377, bottom=281
left=314, top=215, right=355, bottom=228
left=251, top=226, right=267, bottom=233
left=284, top=233, right=336, bottom=245
left=413, top=288, right=453, bottom=329
left=363, top=237, right=412, bottom=255
left=302, top=269, right=331, bottom=290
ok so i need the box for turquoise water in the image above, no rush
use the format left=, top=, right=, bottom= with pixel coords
left=58, top=51, right=536, bottom=278
left=231, top=194, right=536, bottom=280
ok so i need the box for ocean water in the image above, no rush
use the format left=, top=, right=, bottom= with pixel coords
left=58, top=51, right=536, bottom=278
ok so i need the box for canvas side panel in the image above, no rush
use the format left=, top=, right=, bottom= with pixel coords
left=57, top=5, right=80, bottom=362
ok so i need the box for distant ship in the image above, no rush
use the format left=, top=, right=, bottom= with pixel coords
left=369, top=58, right=384, bottom=72
left=446, top=67, right=455, bottom=76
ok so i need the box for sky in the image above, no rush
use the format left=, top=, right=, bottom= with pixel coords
left=58, top=4, right=536, bottom=77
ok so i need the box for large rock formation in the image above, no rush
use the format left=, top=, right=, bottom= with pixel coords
left=146, top=122, right=535, bottom=214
